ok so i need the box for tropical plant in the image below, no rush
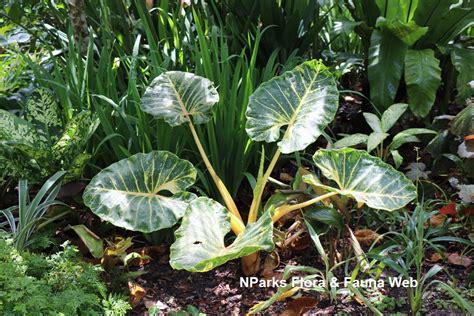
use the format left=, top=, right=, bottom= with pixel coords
left=345, top=0, right=474, bottom=115
left=0, top=171, right=65, bottom=250
left=83, top=60, right=417, bottom=277
left=0, top=88, right=99, bottom=185
left=334, top=103, right=436, bottom=167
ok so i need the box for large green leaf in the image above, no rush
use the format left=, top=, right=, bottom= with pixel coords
left=368, top=30, right=407, bottom=111
left=170, top=197, right=274, bottom=272
left=414, top=0, right=474, bottom=47
left=451, top=47, right=474, bottom=102
left=405, top=49, right=441, bottom=117
left=305, top=148, right=417, bottom=211
left=140, top=71, right=219, bottom=126
left=245, top=60, right=339, bottom=154
left=450, top=103, right=474, bottom=136
left=83, top=151, right=197, bottom=233
left=376, top=17, right=428, bottom=46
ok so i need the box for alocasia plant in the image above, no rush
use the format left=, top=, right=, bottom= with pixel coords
left=84, top=60, right=417, bottom=275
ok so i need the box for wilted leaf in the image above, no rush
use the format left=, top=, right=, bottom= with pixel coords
left=439, top=202, right=457, bottom=216
left=428, top=253, right=443, bottom=263
left=262, top=251, right=280, bottom=278
left=458, top=185, right=474, bottom=203
left=447, top=253, right=472, bottom=268
left=281, top=297, right=319, bottom=316
left=430, top=214, right=446, bottom=227
left=128, top=281, right=146, bottom=305
left=354, top=229, right=381, bottom=246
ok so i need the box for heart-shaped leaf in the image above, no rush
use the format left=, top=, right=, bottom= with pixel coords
left=140, top=71, right=219, bottom=126
left=83, top=151, right=197, bottom=233
left=170, top=197, right=274, bottom=272
left=245, top=60, right=339, bottom=154
left=304, top=148, right=417, bottom=211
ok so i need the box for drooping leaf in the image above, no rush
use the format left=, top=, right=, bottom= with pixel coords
left=381, top=103, right=408, bottom=132
left=83, top=151, right=197, bottom=233
left=170, top=197, right=274, bottom=272
left=334, top=133, right=368, bottom=148
left=305, top=148, right=417, bottom=211
left=140, top=71, right=219, bottom=126
left=451, top=47, right=474, bottom=102
left=0, top=109, right=45, bottom=148
left=368, top=30, right=407, bottom=111
left=390, top=150, right=403, bottom=169
left=450, top=103, right=474, bottom=136
left=376, top=17, right=428, bottom=46
left=304, top=205, right=344, bottom=230
left=245, top=60, right=339, bottom=154
left=405, top=49, right=441, bottom=117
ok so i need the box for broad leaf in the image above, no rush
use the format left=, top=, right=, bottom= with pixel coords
left=450, top=103, right=474, bottom=136
left=71, top=225, right=104, bottom=259
left=405, top=49, right=441, bottom=117
left=245, top=60, right=339, bottom=154
left=170, top=197, right=274, bottom=272
left=367, top=132, right=389, bottom=152
left=334, top=133, right=368, bottom=148
left=305, top=148, right=417, bottom=211
left=83, top=151, right=197, bottom=233
left=141, top=71, right=219, bottom=126
left=381, top=103, right=408, bottom=132
left=376, top=17, right=428, bottom=46
left=368, top=30, right=407, bottom=111
left=363, top=112, right=383, bottom=133
left=305, top=206, right=344, bottom=230
left=451, top=47, right=474, bottom=102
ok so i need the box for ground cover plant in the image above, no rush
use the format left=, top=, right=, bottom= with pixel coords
left=0, top=0, right=473, bottom=315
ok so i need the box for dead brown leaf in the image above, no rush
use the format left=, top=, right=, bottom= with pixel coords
left=128, top=281, right=146, bottom=305
left=281, top=297, right=318, bottom=316
left=430, top=214, right=446, bottom=227
left=428, top=252, right=443, bottom=263
left=262, top=251, right=280, bottom=278
left=447, top=253, right=472, bottom=268
left=354, top=229, right=381, bottom=246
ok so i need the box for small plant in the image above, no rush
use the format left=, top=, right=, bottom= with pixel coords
left=0, top=171, right=66, bottom=250
left=334, top=103, right=436, bottom=168
left=0, top=88, right=99, bottom=184
left=0, top=235, right=131, bottom=315
left=83, top=60, right=417, bottom=278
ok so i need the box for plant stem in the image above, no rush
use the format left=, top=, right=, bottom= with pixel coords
left=188, top=121, right=244, bottom=229
left=247, top=149, right=281, bottom=224
left=272, top=191, right=338, bottom=223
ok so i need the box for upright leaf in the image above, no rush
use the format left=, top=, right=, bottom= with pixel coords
left=305, top=148, right=417, bottom=211
left=170, top=197, right=274, bottom=272
left=140, top=71, right=219, bottom=126
left=83, top=151, right=197, bottom=233
left=246, top=60, right=339, bottom=154
left=451, top=47, right=474, bottom=102
left=381, top=103, right=408, bottom=132
left=368, top=30, right=407, bottom=111
left=363, top=112, right=383, bottom=133
left=405, top=49, right=441, bottom=117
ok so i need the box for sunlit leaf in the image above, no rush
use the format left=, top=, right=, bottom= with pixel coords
left=170, top=197, right=274, bottom=272
left=140, top=71, right=219, bottom=126
left=246, top=60, right=339, bottom=154
left=305, top=148, right=417, bottom=211
left=83, top=151, right=197, bottom=233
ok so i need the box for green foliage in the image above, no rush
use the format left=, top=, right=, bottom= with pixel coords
left=334, top=103, right=436, bottom=167
left=0, top=171, right=65, bottom=250
left=0, top=89, right=99, bottom=184
left=348, top=0, right=473, bottom=115
left=0, top=236, right=131, bottom=315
